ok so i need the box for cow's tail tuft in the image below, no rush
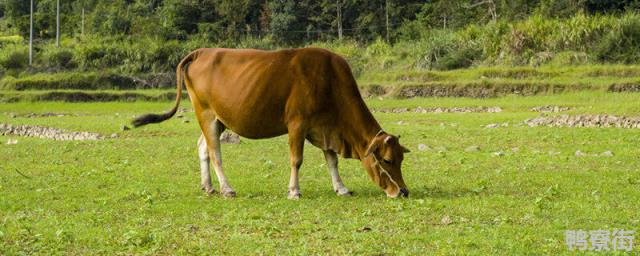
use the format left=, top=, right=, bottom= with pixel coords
left=131, top=50, right=199, bottom=127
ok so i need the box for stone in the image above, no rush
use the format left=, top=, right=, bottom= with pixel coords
left=575, top=150, right=587, bottom=157
left=6, top=139, right=18, bottom=145
left=464, top=145, right=480, bottom=153
left=493, top=151, right=505, bottom=157
left=441, top=215, right=453, bottom=225
left=417, top=144, right=429, bottom=151
left=220, top=132, right=240, bottom=144
left=485, top=123, right=500, bottom=129
left=600, top=151, right=614, bottom=157
left=120, top=125, right=130, bottom=131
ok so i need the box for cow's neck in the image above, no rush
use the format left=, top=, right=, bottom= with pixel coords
left=340, top=103, right=382, bottom=160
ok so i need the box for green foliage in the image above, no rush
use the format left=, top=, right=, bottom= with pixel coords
left=0, top=44, right=28, bottom=71
left=40, top=44, right=77, bottom=70
left=594, top=13, right=640, bottom=64
left=0, top=72, right=136, bottom=90
left=0, top=35, right=24, bottom=45
left=74, top=38, right=127, bottom=70
left=1, top=1, right=640, bottom=76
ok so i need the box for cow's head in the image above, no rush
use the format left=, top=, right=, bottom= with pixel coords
left=363, top=131, right=410, bottom=198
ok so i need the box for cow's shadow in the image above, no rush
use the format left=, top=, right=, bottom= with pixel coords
left=352, top=185, right=481, bottom=199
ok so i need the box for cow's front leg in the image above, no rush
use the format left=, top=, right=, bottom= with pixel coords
left=207, top=118, right=236, bottom=198
left=287, top=124, right=305, bottom=200
left=198, top=134, right=215, bottom=194
left=323, top=150, right=352, bottom=196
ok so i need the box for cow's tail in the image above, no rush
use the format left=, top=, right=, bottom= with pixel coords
left=131, top=50, right=199, bottom=127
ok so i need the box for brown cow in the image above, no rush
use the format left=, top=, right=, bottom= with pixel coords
left=132, top=48, right=410, bottom=199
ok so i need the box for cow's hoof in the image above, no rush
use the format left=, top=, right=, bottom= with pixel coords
left=336, top=188, right=353, bottom=196
left=201, top=186, right=216, bottom=195
left=288, top=191, right=301, bottom=200
left=222, top=190, right=236, bottom=198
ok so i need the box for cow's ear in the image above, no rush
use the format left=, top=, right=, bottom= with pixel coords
left=401, top=145, right=411, bottom=153
left=365, top=139, right=382, bottom=157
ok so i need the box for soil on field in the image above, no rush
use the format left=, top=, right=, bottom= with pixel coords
left=372, top=106, right=502, bottom=113
left=525, top=115, right=640, bottom=128
left=0, top=123, right=103, bottom=140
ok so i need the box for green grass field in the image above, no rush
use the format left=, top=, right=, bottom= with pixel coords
left=1, top=92, right=640, bottom=254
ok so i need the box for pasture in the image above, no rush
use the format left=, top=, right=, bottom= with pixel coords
left=1, top=92, right=639, bottom=254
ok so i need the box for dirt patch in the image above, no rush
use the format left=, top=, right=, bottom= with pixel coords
left=530, top=106, right=573, bottom=113
left=0, top=91, right=186, bottom=103
left=391, top=82, right=584, bottom=98
left=0, top=123, right=103, bottom=140
left=480, top=69, right=555, bottom=79
left=359, top=84, right=387, bottom=97
left=372, top=106, right=502, bottom=113
left=588, top=69, right=640, bottom=77
left=6, top=112, right=84, bottom=118
left=525, top=115, right=640, bottom=128
left=608, top=82, right=640, bottom=92
left=369, top=82, right=640, bottom=98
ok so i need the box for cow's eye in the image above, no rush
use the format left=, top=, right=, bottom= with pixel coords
left=383, top=159, right=392, bottom=165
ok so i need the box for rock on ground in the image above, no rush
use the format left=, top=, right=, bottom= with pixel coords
left=0, top=123, right=103, bottom=141
left=530, top=106, right=573, bottom=113
left=525, top=115, right=640, bottom=128
left=220, top=132, right=241, bottom=144
left=372, top=106, right=502, bottom=114
left=465, top=145, right=481, bottom=153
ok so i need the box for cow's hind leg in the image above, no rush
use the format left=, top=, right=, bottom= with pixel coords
left=323, top=150, right=352, bottom=196
left=287, top=122, right=305, bottom=200
left=198, top=134, right=215, bottom=194
left=204, top=118, right=236, bottom=198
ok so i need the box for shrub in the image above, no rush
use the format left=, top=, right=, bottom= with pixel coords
left=0, top=44, right=28, bottom=70
left=41, top=44, right=77, bottom=70
left=594, top=13, right=640, bottom=64
left=0, top=35, right=24, bottom=45
left=0, top=72, right=136, bottom=90
left=75, top=38, right=127, bottom=70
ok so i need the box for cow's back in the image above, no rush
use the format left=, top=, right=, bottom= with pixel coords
left=185, top=48, right=355, bottom=139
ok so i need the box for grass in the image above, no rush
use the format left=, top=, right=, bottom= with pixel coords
left=0, top=89, right=183, bottom=103
left=1, top=92, right=640, bottom=254
left=3, top=65, right=639, bottom=100
left=359, top=64, right=640, bottom=88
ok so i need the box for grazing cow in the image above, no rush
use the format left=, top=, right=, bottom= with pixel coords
left=132, top=48, right=410, bottom=199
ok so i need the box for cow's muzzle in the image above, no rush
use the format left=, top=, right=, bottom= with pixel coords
left=399, top=188, right=409, bottom=197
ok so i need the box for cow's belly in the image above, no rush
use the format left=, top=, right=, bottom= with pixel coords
left=200, top=83, right=290, bottom=139
left=214, top=103, right=289, bottom=139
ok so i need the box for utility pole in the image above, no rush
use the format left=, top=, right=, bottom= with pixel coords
left=385, top=0, right=390, bottom=43
left=29, top=0, right=33, bottom=65
left=336, top=0, right=342, bottom=40
left=56, top=0, right=60, bottom=47
left=81, top=8, right=84, bottom=37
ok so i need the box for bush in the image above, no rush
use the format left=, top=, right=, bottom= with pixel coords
left=0, top=44, right=28, bottom=70
left=41, top=45, right=77, bottom=70
left=0, top=72, right=137, bottom=90
left=594, top=13, right=640, bottom=64
left=75, top=38, right=127, bottom=70
left=0, top=35, right=24, bottom=45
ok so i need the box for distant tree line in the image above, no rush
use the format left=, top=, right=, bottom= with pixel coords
left=1, top=0, right=639, bottom=45
left=1, top=0, right=639, bottom=78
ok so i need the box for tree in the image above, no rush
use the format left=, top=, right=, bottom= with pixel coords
left=269, top=0, right=297, bottom=44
